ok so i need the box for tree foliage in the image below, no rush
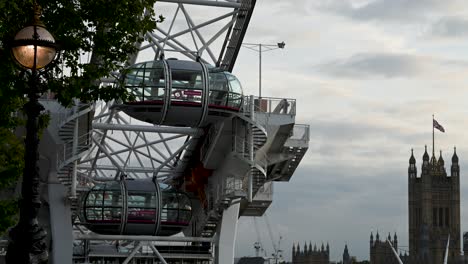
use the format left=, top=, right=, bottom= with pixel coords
left=0, top=0, right=162, bottom=233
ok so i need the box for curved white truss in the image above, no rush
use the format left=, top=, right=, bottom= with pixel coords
left=136, top=0, right=255, bottom=70
left=75, top=101, right=202, bottom=184
left=74, top=0, right=256, bottom=186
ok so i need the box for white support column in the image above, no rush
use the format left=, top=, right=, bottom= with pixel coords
left=248, top=95, right=255, bottom=202
left=71, top=115, right=79, bottom=197
left=216, top=202, right=240, bottom=264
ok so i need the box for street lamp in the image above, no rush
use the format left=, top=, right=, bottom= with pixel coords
left=6, top=4, right=58, bottom=264
left=242, top=42, right=285, bottom=98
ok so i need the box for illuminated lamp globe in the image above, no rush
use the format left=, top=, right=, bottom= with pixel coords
left=12, top=25, right=57, bottom=69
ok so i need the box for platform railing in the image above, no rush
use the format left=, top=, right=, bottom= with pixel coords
left=289, top=124, right=310, bottom=142
left=72, top=234, right=213, bottom=263
left=255, top=181, right=273, bottom=200
left=243, top=96, right=296, bottom=115
left=224, top=176, right=244, bottom=195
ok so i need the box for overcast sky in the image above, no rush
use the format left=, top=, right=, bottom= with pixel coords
left=226, top=0, right=468, bottom=262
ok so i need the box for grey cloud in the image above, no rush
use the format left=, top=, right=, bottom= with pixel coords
left=429, top=17, right=468, bottom=38
left=314, top=52, right=468, bottom=79
left=315, top=53, right=428, bottom=79
left=314, top=0, right=463, bottom=23
left=308, top=117, right=426, bottom=145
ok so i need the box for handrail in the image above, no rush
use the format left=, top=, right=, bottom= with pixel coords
left=232, top=135, right=267, bottom=170
left=242, top=96, right=296, bottom=116
left=56, top=102, right=94, bottom=129
left=56, top=132, right=93, bottom=170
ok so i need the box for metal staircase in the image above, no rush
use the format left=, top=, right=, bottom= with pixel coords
left=200, top=211, right=221, bottom=238
left=231, top=118, right=268, bottom=198
left=271, top=124, right=309, bottom=182
left=56, top=103, right=94, bottom=195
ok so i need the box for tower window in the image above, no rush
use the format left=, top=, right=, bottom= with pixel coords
left=445, top=207, right=449, bottom=227
left=433, top=208, right=437, bottom=227
left=439, top=208, right=443, bottom=227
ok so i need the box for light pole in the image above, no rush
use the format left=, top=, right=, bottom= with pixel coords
left=6, top=4, right=58, bottom=264
left=242, top=41, right=285, bottom=98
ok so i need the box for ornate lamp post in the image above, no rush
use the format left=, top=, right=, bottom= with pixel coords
left=6, top=5, right=57, bottom=264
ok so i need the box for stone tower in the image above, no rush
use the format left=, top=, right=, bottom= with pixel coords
left=408, top=147, right=461, bottom=264
left=343, top=244, right=351, bottom=264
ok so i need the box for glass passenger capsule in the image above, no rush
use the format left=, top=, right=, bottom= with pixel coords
left=121, top=59, right=244, bottom=126
left=79, top=179, right=192, bottom=236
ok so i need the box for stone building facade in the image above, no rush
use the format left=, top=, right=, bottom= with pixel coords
left=292, top=242, right=330, bottom=264
left=408, top=147, right=461, bottom=264
left=369, top=232, right=400, bottom=264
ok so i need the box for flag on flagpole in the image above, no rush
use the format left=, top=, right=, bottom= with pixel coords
left=433, top=119, right=445, bottom=133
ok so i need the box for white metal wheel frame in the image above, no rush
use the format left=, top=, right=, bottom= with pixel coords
left=76, top=0, right=255, bottom=185
left=135, top=0, right=253, bottom=69
left=69, top=2, right=256, bottom=263
left=76, top=100, right=203, bottom=184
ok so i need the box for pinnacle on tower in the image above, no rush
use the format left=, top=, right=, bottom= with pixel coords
left=409, top=148, right=416, bottom=164
left=452, top=147, right=459, bottom=164
left=370, top=232, right=374, bottom=243
left=423, top=145, right=429, bottom=161
left=438, top=150, right=444, bottom=166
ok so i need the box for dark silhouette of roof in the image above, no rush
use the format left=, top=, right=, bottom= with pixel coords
left=237, top=257, right=265, bottom=264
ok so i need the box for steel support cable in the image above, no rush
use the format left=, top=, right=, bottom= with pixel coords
left=264, top=213, right=278, bottom=254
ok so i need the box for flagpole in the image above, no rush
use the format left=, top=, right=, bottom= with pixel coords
left=432, top=114, right=435, bottom=157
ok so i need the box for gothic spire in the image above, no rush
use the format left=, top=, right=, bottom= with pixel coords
left=452, top=147, right=459, bottom=164
left=438, top=150, right=444, bottom=166
left=423, top=145, right=429, bottom=161
left=409, top=148, right=416, bottom=164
